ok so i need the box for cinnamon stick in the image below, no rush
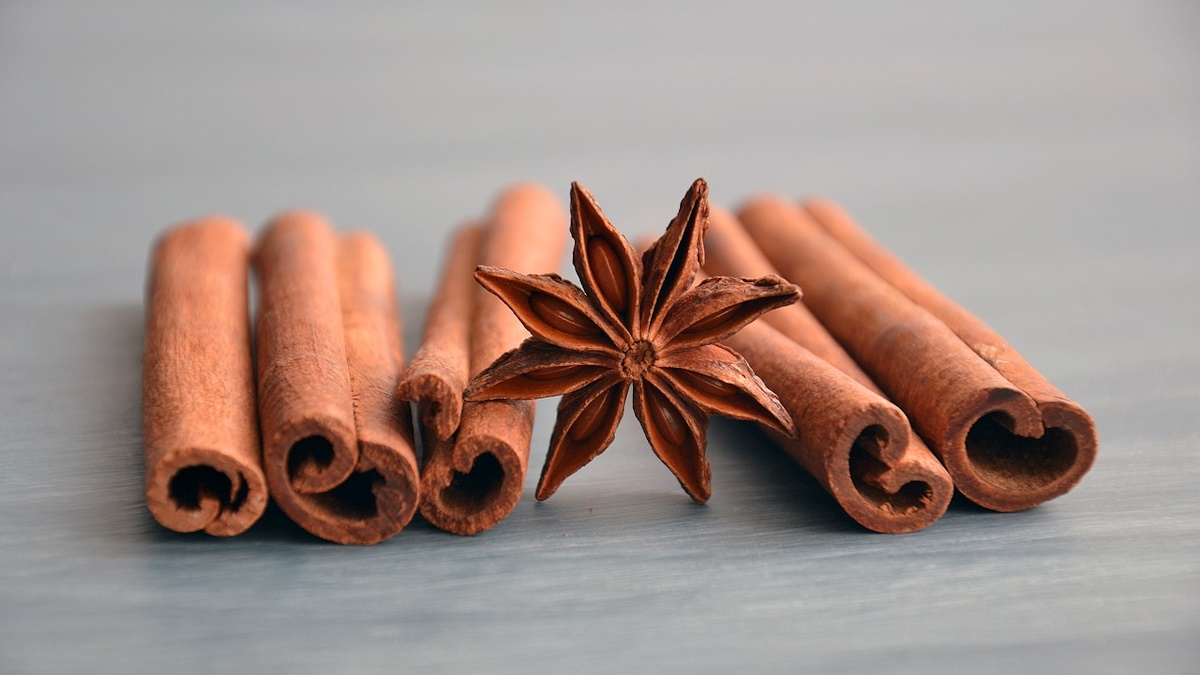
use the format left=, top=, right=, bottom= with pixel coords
left=803, top=198, right=1098, bottom=487
left=706, top=206, right=872, bottom=384
left=254, top=212, right=420, bottom=544
left=412, top=185, right=567, bottom=535
left=739, top=196, right=1096, bottom=511
left=143, top=217, right=267, bottom=535
left=395, top=225, right=483, bottom=442
left=727, top=321, right=950, bottom=531
left=703, top=208, right=952, bottom=533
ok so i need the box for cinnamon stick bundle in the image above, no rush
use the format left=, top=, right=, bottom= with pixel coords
left=703, top=208, right=952, bottom=533
left=143, top=217, right=267, bottom=535
left=398, top=185, right=566, bottom=535
left=254, top=212, right=420, bottom=544
left=738, top=196, right=1097, bottom=511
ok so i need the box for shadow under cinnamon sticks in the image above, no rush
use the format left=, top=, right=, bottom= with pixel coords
left=704, top=208, right=953, bottom=533
left=737, top=196, right=1097, bottom=512
left=253, top=212, right=420, bottom=544
left=397, top=185, right=567, bottom=535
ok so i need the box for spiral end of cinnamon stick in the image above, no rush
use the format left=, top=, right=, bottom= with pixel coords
left=280, top=444, right=420, bottom=545
left=146, top=448, right=268, bottom=536
left=419, top=400, right=531, bottom=535
left=396, top=359, right=466, bottom=442
left=820, top=404, right=953, bottom=534
left=946, top=390, right=1097, bottom=512
left=261, top=412, right=422, bottom=545
left=727, top=321, right=953, bottom=533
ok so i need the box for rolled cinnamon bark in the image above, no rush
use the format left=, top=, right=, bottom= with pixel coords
left=254, top=212, right=420, bottom=544
left=396, top=225, right=483, bottom=442
left=739, top=196, right=1096, bottom=511
left=704, top=207, right=952, bottom=533
left=725, top=322, right=950, bottom=532
left=333, top=231, right=422, bottom=541
left=143, top=217, right=267, bottom=535
left=415, top=185, right=567, bottom=535
left=803, top=198, right=1098, bottom=487
left=706, top=206, right=872, bottom=387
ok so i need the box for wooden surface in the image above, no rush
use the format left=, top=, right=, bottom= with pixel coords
left=1, top=2, right=1197, bottom=672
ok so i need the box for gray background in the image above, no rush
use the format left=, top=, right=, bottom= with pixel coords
left=2, top=1, right=1197, bottom=673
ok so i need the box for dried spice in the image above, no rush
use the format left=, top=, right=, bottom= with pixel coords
left=739, top=196, right=1096, bottom=511
left=254, top=212, right=420, bottom=544
left=396, top=225, right=483, bottom=443
left=801, top=198, right=1097, bottom=510
left=704, top=206, right=953, bottom=533
left=405, top=185, right=567, bottom=535
left=143, top=217, right=267, bottom=535
left=464, top=179, right=800, bottom=503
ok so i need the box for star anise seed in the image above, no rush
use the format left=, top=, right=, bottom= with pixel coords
left=464, top=178, right=800, bottom=503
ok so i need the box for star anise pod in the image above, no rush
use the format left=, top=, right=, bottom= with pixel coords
left=464, top=178, right=800, bottom=503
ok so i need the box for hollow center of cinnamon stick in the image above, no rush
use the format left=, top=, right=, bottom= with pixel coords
left=168, top=465, right=246, bottom=512
left=965, top=413, right=1079, bottom=492
left=308, top=469, right=384, bottom=521
left=440, top=452, right=505, bottom=513
left=848, top=426, right=933, bottom=515
left=619, top=340, right=656, bottom=379
left=287, top=435, right=335, bottom=484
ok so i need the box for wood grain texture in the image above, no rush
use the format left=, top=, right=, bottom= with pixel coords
left=1, top=1, right=1197, bottom=673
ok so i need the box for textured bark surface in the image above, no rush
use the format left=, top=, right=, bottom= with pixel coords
left=803, top=197, right=1098, bottom=501
left=254, top=212, right=419, bottom=544
left=142, top=217, right=266, bottom=535
left=739, top=196, right=1095, bottom=511
left=725, top=322, right=950, bottom=532
left=332, top=232, right=421, bottom=542
left=395, top=225, right=484, bottom=441
left=705, top=207, right=952, bottom=532
left=417, top=184, right=567, bottom=535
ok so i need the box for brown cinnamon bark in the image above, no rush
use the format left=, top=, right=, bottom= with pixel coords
left=415, top=185, right=567, bottom=535
left=706, top=206, right=872, bottom=386
left=254, top=212, right=420, bottom=544
left=704, top=207, right=952, bottom=532
left=727, top=322, right=950, bottom=531
left=395, top=225, right=483, bottom=442
left=803, top=198, right=1098, bottom=494
left=739, top=196, right=1096, bottom=511
left=143, top=217, right=267, bottom=535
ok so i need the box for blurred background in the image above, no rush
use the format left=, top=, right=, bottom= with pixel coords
left=4, top=1, right=1197, bottom=302
left=1, top=2, right=1197, bottom=673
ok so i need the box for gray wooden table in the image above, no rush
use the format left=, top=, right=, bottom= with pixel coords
left=2, top=2, right=1197, bottom=673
